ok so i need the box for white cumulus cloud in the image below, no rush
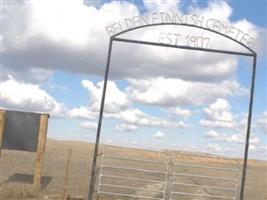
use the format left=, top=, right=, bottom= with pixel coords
left=68, top=80, right=130, bottom=119
left=115, top=123, right=137, bottom=132
left=79, top=121, right=97, bottom=129
left=255, top=111, right=267, bottom=134
left=0, top=77, right=67, bottom=117
left=69, top=80, right=191, bottom=130
left=2, top=0, right=262, bottom=82
left=127, top=78, right=247, bottom=107
left=82, top=80, right=130, bottom=113
left=200, top=98, right=236, bottom=128
left=207, top=143, right=222, bottom=152
left=205, top=129, right=259, bottom=145
left=153, top=130, right=165, bottom=139
left=119, top=108, right=189, bottom=129
left=170, top=107, right=192, bottom=119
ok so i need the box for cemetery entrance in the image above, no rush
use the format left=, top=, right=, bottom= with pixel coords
left=88, top=22, right=257, bottom=200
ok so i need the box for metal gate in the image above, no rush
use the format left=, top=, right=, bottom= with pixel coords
left=97, top=153, right=167, bottom=200
left=96, top=151, right=241, bottom=200
left=171, top=153, right=240, bottom=200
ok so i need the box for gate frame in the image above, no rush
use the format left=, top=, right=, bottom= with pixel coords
left=88, top=23, right=257, bottom=200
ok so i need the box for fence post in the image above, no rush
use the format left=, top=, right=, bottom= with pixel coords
left=62, top=149, right=72, bottom=200
left=164, top=156, right=175, bottom=200
left=33, top=114, right=49, bottom=192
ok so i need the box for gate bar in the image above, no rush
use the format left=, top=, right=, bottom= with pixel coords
left=99, top=183, right=165, bottom=193
left=174, top=172, right=237, bottom=182
left=103, top=154, right=168, bottom=164
left=113, top=37, right=254, bottom=57
left=171, top=191, right=235, bottom=200
left=103, top=165, right=167, bottom=174
left=173, top=182, right=237, bottom=191
left=175, top=163, right=239, bottom=172
left=101, top=174, right=166, bottom=183
left=99, top=191, right=163, bottom=200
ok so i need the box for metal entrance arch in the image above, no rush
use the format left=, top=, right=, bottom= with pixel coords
left=88, top=23, right=257, bottom=200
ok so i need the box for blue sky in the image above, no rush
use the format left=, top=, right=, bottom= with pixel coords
left=1, top=0, right=266, bottom=159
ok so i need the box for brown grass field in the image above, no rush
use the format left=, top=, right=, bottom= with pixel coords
left=0, top=139, right=266, bottom=200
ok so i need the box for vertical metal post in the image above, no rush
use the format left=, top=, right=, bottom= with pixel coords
left=88, top=38, right=113, bottom=200
left=240, top=55, right=257, bottom=200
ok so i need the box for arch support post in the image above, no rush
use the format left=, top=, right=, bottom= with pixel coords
left=240, top=54, right=257, bottom=200
left=88, top=38, right=113, bottom=200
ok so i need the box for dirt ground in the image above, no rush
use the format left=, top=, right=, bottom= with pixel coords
left=0, top=139, right=266, bottom=200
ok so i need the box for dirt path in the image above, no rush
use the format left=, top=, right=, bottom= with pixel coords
left=135, top=182, right=164, bottom=199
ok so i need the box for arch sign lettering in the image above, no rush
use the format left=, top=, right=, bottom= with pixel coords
left=88, top=12, right=259, bottom=200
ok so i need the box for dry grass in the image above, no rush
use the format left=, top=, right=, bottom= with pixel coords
left=0, top=139, right=266, bottom=200
left=0, top=185, right=33, bottom=199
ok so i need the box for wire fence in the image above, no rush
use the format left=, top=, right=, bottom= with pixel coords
left=0, top=140, right=93, bottom=200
